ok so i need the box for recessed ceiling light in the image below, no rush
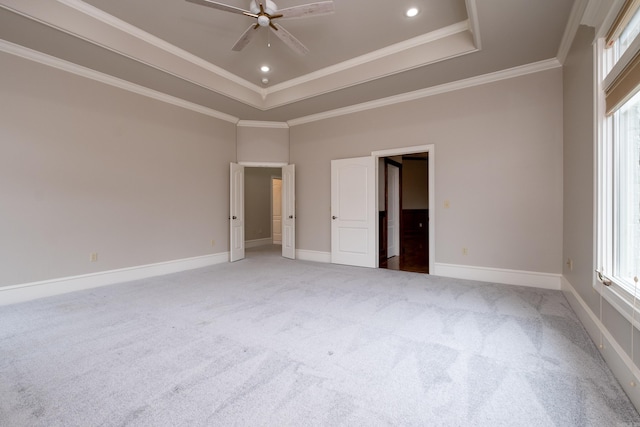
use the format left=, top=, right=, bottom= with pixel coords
left=260, top=65, right=270, bottom=73
left=406, top=7, right=419, bottom=17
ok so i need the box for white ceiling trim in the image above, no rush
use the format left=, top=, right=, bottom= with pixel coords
left=287, top=58, right=562, bottom=127
left=237, top=120, right=289, bottom=129
left=0, top=39, right=239, bottom=124
left=57, top=0, right=261, bottom=93
left=2, top=0, right=480, bottom=112
left=238, top=162, right=288, bottom=167
left=1, top=34, right=562, bottom=129
left=264, top=30, right=478, bottom=109
left=556, top=0, right=590, bottom=64
left=0, top=0, right=265, bottom=109
left=266, top=21, right=471, bottom=94
left=594, top=0, right=625, bottom=39
left=582, top=0, right=616, bottom=30
left=465, top=0, right=482, bottom=49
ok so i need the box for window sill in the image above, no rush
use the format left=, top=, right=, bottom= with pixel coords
left=594, top=276, right=640, bottom=330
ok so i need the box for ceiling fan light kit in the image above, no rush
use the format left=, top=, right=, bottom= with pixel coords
left=250, top=0, right=276, bottom=15
left=186, top=0, right=334, bottom=56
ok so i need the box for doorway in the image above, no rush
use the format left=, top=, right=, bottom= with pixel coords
left=378, top=152, right=430, bottom=273
left=229, top=163, right=295, bottom=262
left=329, top=145, right=434, bottom=272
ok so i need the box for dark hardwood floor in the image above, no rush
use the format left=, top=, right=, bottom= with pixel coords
left=380, top=235, right=429, bottom=273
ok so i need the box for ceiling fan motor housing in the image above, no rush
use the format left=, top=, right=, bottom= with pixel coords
left=249, top=0, right=277, bottom=15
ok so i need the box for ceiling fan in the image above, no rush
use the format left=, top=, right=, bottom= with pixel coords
left=186, top=0, right=334, bottom=55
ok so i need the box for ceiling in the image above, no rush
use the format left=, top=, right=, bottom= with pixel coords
left=0, top=0, right=578, bottom=123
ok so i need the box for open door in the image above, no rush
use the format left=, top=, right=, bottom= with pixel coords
left=282, top=164, right=295, bottom=259
left=230, top=162, right=245, bottom=262
left=272, top=178, right=282, bottom=245
left=331, top=156, right=376, bottom=268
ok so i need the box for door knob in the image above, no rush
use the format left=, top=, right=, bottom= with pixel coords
left=289, top=215, right=293, bottom=219
left=232, top=216, right=237, bottom=219
left=332, top=216, right=337, bottom=220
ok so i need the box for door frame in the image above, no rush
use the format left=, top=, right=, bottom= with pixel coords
left=234, top=161, right=292, bottom=260
left=372, top=145, right=435, bottom=274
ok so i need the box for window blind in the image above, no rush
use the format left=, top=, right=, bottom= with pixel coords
left=605, top=49, right=640, bottom=115
left=605, top=0, right=640, bottom=115
left=606, top=0, right=640, bottom=47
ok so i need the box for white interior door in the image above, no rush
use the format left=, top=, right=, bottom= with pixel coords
left=272, top=178, right=282, bottom=244
left=282, top=164, right=295, bottom=259
left=331, top=156, right=376, bottom=268
left=230, top=162, right=245, bottom=262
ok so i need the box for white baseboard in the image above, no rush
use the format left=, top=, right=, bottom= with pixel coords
left=296, top=249, right=331, bottom=263
left=0, top=252, right=229, bottom=306
left=433, top=263, right=562, bottom=290
left=245, top=238, right=273, bottom=248
left=561, top=276, right=640, bottom=411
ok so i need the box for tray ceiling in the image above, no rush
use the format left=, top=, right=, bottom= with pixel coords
left=0, top=0, right=576, bottom=122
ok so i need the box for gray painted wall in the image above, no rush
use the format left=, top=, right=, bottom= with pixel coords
left=237, top=125, right=289, bottom=164
left=0, top=52, right=236, bottom=287
left=290, top=69, right=564, bottom=273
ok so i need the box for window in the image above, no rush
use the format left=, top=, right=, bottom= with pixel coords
left=618, top=7, right=640, bottom=57
left=615, top=91, right=640, bottom=288
left=597, top=1, right=640, bottom=307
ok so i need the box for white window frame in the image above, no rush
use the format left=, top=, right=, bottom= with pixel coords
left=595, top=28, right=640, bottom=326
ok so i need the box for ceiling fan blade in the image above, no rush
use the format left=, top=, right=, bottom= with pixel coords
left=278, top=1, right=334, bottom=19
left=270, top=23, right=309, bottom=55
left=231, top=24, right=258, bottom=51
left=185, top=0, right=249, bottom=15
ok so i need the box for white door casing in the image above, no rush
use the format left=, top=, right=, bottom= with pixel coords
left=331, top=156, right=376, bottom=268
left=230, top=162, right=245, bottom=262
left=372, top=144, right=435, bottom=274
left=387, top=163, right=400, bottom=258
left=282, top=164, right=295, bottom=259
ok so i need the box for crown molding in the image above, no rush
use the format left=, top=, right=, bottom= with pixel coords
left=57, top=0, right=262, bottom=94
left=237, top=120, right=289, bottom=129
left=0, top=0, right=265, bottom=109
left=556, top=0, right=590, bottom=64
left=1, top=0, right=481, bottom=112
left=264, top=29, right=478, bottom=110
left=0, top=33, right=561, bottom=130
left=265, top=21, right=470, bottom=95
left=0, top=39, right=239, bottom=124
left=582, top=0, right=616, bottom=29
left=466, top=0, right=482, bottom=49
left=288, top=58, right=562, bottom=126
left=238, top=162, right=288, bottom=167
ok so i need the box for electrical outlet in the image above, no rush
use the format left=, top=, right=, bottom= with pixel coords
left=211, top=239, right=215, bottom=247
left=90, top=252, right=98, bottom=262
left=566, top=258, right=573, bottom=271
left=462, top=247, right=468, bottom=256
left=444, top=200, right=450, bottom=209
